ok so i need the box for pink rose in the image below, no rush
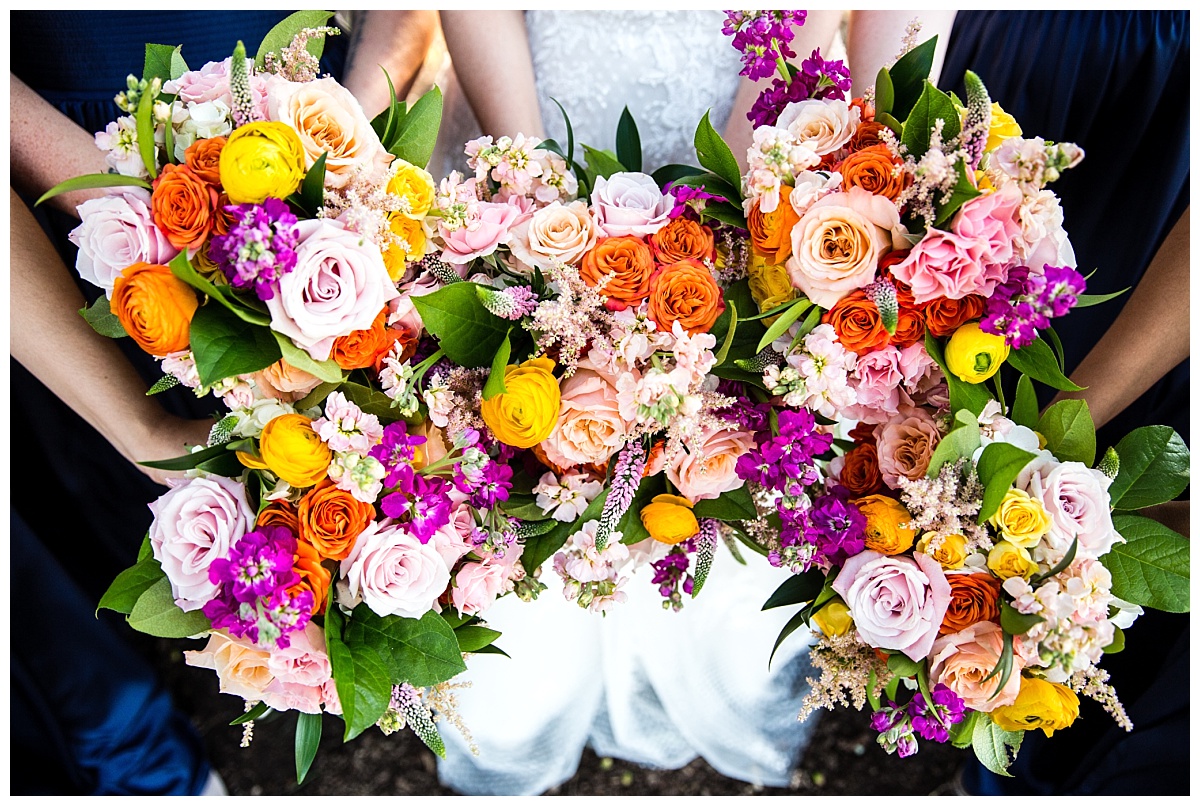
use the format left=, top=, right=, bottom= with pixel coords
left=846, top=345, right=905, bottom=424
left=952, top=184, right=1022, bottom=268
left=184, top=631, right=273, bottom=700
left=164, top=58, right=270, bottom=120
left=451, top=560, right=507, bottom=617
left=251, top=358, right=324, bottom=402
left=540, top=362, right=627, bottom=469
left=874, top=406, right=942, bottom=489
left=339, top=520, right=450, bottom=618
left=667, top=426, right=755, bottom=502
left=69, top=188, right=179, bottom=297
left=1022, top=460, right=1120, bottom=562
left=149, top=476, right=254, bottom=611
left=430, top=502, right=475, bottom=570
left=438, top=201, right=522, bottom=264
left=262, top=623, right=333, bottom=714
left=928, top=622, right=1024, bottom=711
left=266, top=219, right=400, bottom=362
left=590, top=172, right=672, bottom=237
left=832, top=550, right=951, bottom=661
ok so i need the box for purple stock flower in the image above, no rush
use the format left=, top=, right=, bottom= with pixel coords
left=370, top=422, right=428, bottom=487
left=747, top=48, right=853, bottom=128
left=723, top=10, right=808, bottom=80
left=208, top=198, right=300, bottom=301
left=465, top=461, right=513, bottom=510
left=805, top=486, right=866, bottom=567
left=910, top=685, right=967, bottom=743
left=980, top=264, right=1087, bottom=349
left=381, top=474, right=453, bottom=543
left=667, top=183, right=724, bottom=220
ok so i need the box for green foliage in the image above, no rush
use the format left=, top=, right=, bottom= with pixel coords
left=1075, top=288, right=1129, bottom=308
left=926, top=410, right=982, bottom=476
left=80, top=295, right=129, bottom=338
left=370, top=68, right=403, bottom=144
left=651, top=163, right=704, bottom=187
left=693, top=110, right=743, bottom=200
left=337, top=381, right=400, bottom=421
left=1108, top=426, right=1191, bottom=510
left=290, top=152, right=327, bottom=217
left=931, top=160, right=982, bottom=228
left=900, top=80, right=960, bottom=162
left=1103, top=626, right=1126, bottom=654
left=295, top=712, right=323, bottom=785
left=276, top=334, right=344, bottom=384
left=387, top=86, right=443, bottom=169
left=975, top=442, right=1037, bottom=523
left=137, top=438, right=251, bottom=472
left=616, top=473, right=668, bottom=545
left=482, top=330, right=513, bottom=401
left=453, top=624, right=502, bottom=653
left=691, top=484, right=758, bottom=522
left=762, top=569, right=825, bottom=611
left=757, top=298, right=813, bottom=354
left=344, top=607, right=468, bottom=688
left=999, top=599, right=1044, bottom=637
left=700, top=200, right=748, bottom=229
left=712, top=301, right=739, bottom=366
left=325, top=601, right=391, bottom=741
left=97, top=554, right=165, bottom=615
left=873, top=66, right=895, bottom=116
left=143, top=43, right=188, bottom=86
left=254, top=11, right=336, bottom=68
left=230, top=701, right=271, bottom=725
left=1104, top=515, right=1190, bottom=612
left=582, top=144, right=627, bottom=184
left=127, top=577, right=212, bottom=638
left=886, top=653, right=922, bottom=678
left=888, top=36, right=938, bottom=120
left=411, top=282, right=513, bottom=368
left=520, top=491, right=605, bottom=575
left=1010, top=374, right=1039, bottom=430
left=36, top=173, right=152, bottom=206
left=498, top=493, right=550, bottom=521
left=1036, top=399, right=1096, bottom=466
left=188, top=303, right=282, bottom=387
left=615, top=106, right=642, bottom=173
left=971, top=717, right=1023, bottom=777
left=1008, top=336, right=1083, bottom=392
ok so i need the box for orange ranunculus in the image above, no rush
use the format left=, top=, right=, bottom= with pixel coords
left=580, top=236, right=656, bottom=310
left=823, top=289, right=890, bottom=355
left=290, top=536, right=332, bottom=615
left=840, top=443, right=884, bottom=496
left=647, top=259, right=725, bottom=335
left=839, top=145, right=907, bottom=201
left=940, top=573, right=1002, bottom=635
left=184, top=136, right=226, bottom=186
left=297, top=480, right=375, bottom=561
left=331, top=309, right=394, bottom=370
left=848, top=120, right=889, bottom=152
left=922, top=294, right=987, bottom=338
left=747, top=185, right=800, bottom=264
left=111, top=262, right=199, bottom=356
left=151, top=163, right=219, bottom=252
left=648, top=216, right=716, bottom=264
left=257, top=501, right=300, bottom=534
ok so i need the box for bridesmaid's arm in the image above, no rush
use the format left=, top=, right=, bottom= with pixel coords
left=1053, top=207, right=1190, bottom=430
left=846, top=10, right=958, bottom=96
left=439, top=11, right=544, bottom=139
left=341, top=10, right=439, bottom=119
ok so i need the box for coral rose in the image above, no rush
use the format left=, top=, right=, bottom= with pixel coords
left=856, top=494, right=917, bottom=554
left=839, top=443, right=884, bottom=496
left=640, top=494, right=700, bottom=545
left=648, top=259, right=725, bottom=335
left=252, top=358, right=324, bottom=403
left=649, top=216, right=716, bottom=265
left=480, top=357, right=561, bottom=448
left=184, top=632, right=272, bottom=700
left=291, top=536, right=332, bottom=615
left=580, top=236, right=656, bottom=311
left=257, top=500, right=300, bottom=534
left=111, top=262, right=199, bottom=356
left=540, top=362, right=627, bottom=469
left=823, top=289, right=890, bottom=355
left=331, top=309, right=397, bottom=371
left=848, top=120, right=889, bottom=152
left=838, top=145, right=906, bottom=201
left=748, top=185, right=800, bottom=265
left=151, top=163, right=219, bottom=251
left=667, top=426, right=754, bottom=502
left=921, top=294, right=985, bottom=337
left=219, top=121, right=306, bottom=204
left=298, top=480, right=376, bottom=561
left=939, top=572, right=1002, bottom=635
left=891, top=282, right=925, bottom=348
left=259, top=413, right=332, bottom=488
left=184, top=136, right=226, bottom=186
left=929, top=622, right=1024, bottom=711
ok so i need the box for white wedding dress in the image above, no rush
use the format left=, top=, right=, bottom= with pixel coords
left=433, top=11, right=820, bottom=796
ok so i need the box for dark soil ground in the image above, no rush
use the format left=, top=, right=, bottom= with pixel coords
left=148, top=636, right=963, bottom=797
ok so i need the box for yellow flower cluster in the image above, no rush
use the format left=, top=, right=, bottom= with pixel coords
left=382, top=160, right=436, bottom=280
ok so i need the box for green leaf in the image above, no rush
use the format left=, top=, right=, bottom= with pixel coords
left=651, top=163, right=704, bottom=188
left=189, top=303, right=282, bottom=387
left=1034, top=399, right=1096, bottom=466
left=35, top=173, right=154, bottom=206
left=389, top=86, right=442, bottom=169
left=144, top=44, right=185, bottom=85
left=875, top=111, right=903, bottom=137
left=482, top=330, right=513, bottom=401
left=454, top=625, right=502, bottom=653
left=370, top=67, right=403, bottom=145
left=338, top=381, right=402, bottom=421
left=1075, top=288, right=1129, bottom=308
left=293, top=152, right=327, bottom=217
left=255, top=10, right=336, bottom=68
left=615, top=106, right=642, bottom=173
left=924, top=331, right=992, bottom=416
left=616, top=473, right=668, bottom=545
left=79, top=295, right=129, bottom=338
left=971, top=717, right=1023, bottom=777
left=700, top=201, right=748, bottom=230
left=756, top=298, right=813, bottom=354
left=900, top=80, right=960, bottom=162
left=769, top=609, right=811, bottom=669
left=693, top=110, right=743, bottom=200
left=671, top=172, right=742, bottom=206
left=874, top=66, right=895, bottom=116
left=762, top=568, right=824, bottom=611
left=692, top=484, right=758, bottom=522
left=999, top=599, right=1045, bottom=637
left=888, top=36, right=938, bottom=120
left=137, top=534, right=153, bottom=562
left=1008, top=336, right=1083, bottom=392
left=135, top=81, right=158, bottom=179
left=931, top=159, right=982, bottom=228
left=1032, top=538, right=1079, bottom=585
left=274, top=333, right=345, bottom=384
left=325, top=601, right=392, bottom=742
left=582, top=144, right=626, bottom=182
left=295, top=712, right=322, bottom=785
left=1103, top=515, right=1190, bottom=612
left=1044, top=325, right=1066, bottom=371
left=1103, top=625, right=1126, bottom=654
left=167, top=252, right=271, bottom=326
left=230, top=701, right=271, bottom=726
left=498, top=493, right=551, bottom=522
left=713, top=302, right=738, bottom=366
left=549, top=97, right=576, bottom=166
left=138, top=439, right=251, bottom=472
left=1108, top=426, right=1191, bottom=510
left=926, top=413, right=982, bottom=477
left=1011, top=374, right=1038, bottom=430
left=97, top=555, right=165, bottom=616
left=411, top=282, right=511, bottom=369
left=740, top=296, right=803, bottom=322
left=975, top=442, right=1037, bottom=523
left=127, top=577, right=211, bottom=638
left=950, top=709, right=980, bottom=749
left=344, top=608, right=468, bottom=688
left=295, top=381, right=342, bottom=412
left=886, top=654, right=922, bottom=678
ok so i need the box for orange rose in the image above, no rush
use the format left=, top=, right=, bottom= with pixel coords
left=580, top=236, right=656, bottom=310
left=257, top=501, right=300, bottom=534
left=922, top=294, right=986, bottom=338
left=839, top=145, right=907, bottom=202
left=840, top=443, right=884, bottom=496
left=111, top=262, right=199, bottom=356
left=290, top=536, right=332, bottom=615
left=331, top=309, right=398, bottom=370
left=297, top=480, right=376, bottom=561
left=940, top=573, right=1002, bottom=635
left=648, top=216, right=716, bottom=264
left=647, top=259, right=725, bottom=335
left=879, top=248, right=911, bottom=274
left=849, top=97, right=875, bottom=122
left=848, top=120, right=889, bottom=152
left=891, top=281, right=926, bottom=348
left=151, top=163, right=219, bottom=252
left=184, top=136, right=226, bottom=186
left=748, top=185, right=800, bottom=264
left=823, top=289, right=890, bottom=355
left=211, top=193, right=235, bottom=237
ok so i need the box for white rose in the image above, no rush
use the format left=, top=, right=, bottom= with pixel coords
left=68, top=188, right=179, bottom=297
left=339, top=520, right=450, bottom=618
left=788, top=170, right=843, bottom=218
left=1017, top=189, right=1076, bottom=269
left=776, top=99, right=860, bottom=156
left=590, top=172, right=672, bottom=237
left=1024, top=461, right=1122, bottom=562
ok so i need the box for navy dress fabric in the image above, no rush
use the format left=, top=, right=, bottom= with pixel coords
left=939, top=11, right=1190, bottom=796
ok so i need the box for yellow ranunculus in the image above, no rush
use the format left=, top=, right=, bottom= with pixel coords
left=916, top=532, right=969, bottom=569
left=987, top=540, right=1038, bottom=581
left=812, top=599, right=854, bottom=637
left=382, top=214, right=429, bottom=280
left=986, top=102, right=1023, bottom=153
left=640, top=494, right=700, bottom=545
left=236, top=450, right=270, bottom=470
left=856, top=494, right=917, bottom=555
left=945, top=322, right=1009, bottom=384
left=990, top=676, right=1080, bottom=737
left=259, top=413, right=332, bottom=488
left=219, top=121, right=307, bottom=204
left=480, top=357, right=561, bottom=448
left=746, top=253, right=799, bottom=327
left=989, top=488, right=1051, bottom=548
left=386, top=159, right=436, bottom=219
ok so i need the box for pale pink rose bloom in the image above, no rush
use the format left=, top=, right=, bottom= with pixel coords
left=320, top=678, right=343, bottom=715
left=832, top=550, right=951, bottom=661
left=262, top=623, right=333, bottom=714
left=451, top=560, right=508, bottom=616
left=776, top=99, right=860, bottom=156
left=69, top=188, right=179, bottom=297
left=928, top=622, right=1025, bottom=711
left=266, top=219, right=400, bottom=362
left=897, top=342, right=939, bottom=393
left=846, top=345, right=905, bottom=424
left=184, top=631, right=273, bottom=700
left=149, top=476, right=254, bottom=611
left=1017, top=189, right=1076, bottom=269
left=252, top=358, right=324, bottom=403
left=874, top=406, right=942, bottom=489
left=1023, top=461, right=1121, bottom=562
left=541, top=361, right=627, bottom=469
left=438, top=201, right=522, bottom=264
left=430, top=503, right=475, bottom=571
left=339, top=520, right=450, bottom=618
left=787, top=169, right=843, bottom=218
left=220, top=379, right=256, bottom=410
left=590, top=172, right=672, bottom=237
left=165, top=58, right=270, bottom=120
left=667, top=426, right=755, bottom=502
left=160, top=351, right=202, bottom=390
left=786, top=187, right=902, bottom=308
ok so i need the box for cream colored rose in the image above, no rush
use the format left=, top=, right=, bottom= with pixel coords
left=786, top=187, right=901, bottom=308
left=776, top=99, right=860, bottom=156
left=267, top=77, right=392, bottom=188
left=540, top=361, right=627, bottom=468
left=184, top=631, right=274, bottom=700
left=509, top=200, right=598, bottom=274
left=252, top=358, right=324, bottom=403
left=667, top=425, right=755, bottom=502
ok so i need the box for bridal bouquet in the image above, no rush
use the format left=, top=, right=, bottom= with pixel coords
left=694, top=11, right=1191, bottom=777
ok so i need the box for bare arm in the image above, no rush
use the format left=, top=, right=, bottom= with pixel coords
left=846, top=11, right=958, bottom=96
left=340, top=10, right=439, bottom=119
left=439, top=10, right=543, bottom=139
left=10, top=187, right=212, bottom=485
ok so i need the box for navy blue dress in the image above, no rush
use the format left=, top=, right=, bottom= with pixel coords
left=10, top=11, right=349, bottom=795
left=938, top=11, right=1189, bottom=795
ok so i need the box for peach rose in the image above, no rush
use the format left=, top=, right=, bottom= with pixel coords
left=748, top=184, right=800, bottom=265
left=111, top=261, right=199, bottom=356
left=838, top=144, right=906, bottom=201
left=252, top=358, right=324, bottom=403
left=647, top=259, right=725, bottom=335
left=929, top=621, right=1024, bottom=712
left=823, top=289, right=890, bottom=355
left=184, top=631, right=273, bottom=700
left=540, top=362, right=627, bottom=469
left=298, top=479, right=376, bottom=561
left=184, top=136, right=226, bottom=186
left=776, top=99, right=860, bottom=156
left=580, top=236, right=656, bottom=311
left=508, top=199, right=597, bottom=272
left=875, top=406, right=942, bottom=488
left=648, top=216, right=717, bottom=264
left=667, top=426, right=754, bottom=502
left=151, top=163, right=219, bottom=251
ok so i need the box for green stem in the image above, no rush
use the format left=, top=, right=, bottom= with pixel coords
left=774, top=46, right=791, bottom=85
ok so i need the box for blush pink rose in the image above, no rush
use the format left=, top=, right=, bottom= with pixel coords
left=430, top=502, right=475, bottom=570
left=266, top=219, right=400, bottom=362
left=339, top=520, right=450, bottom=619
left=874, top=405, right=943, bottom=489
left=438, top=201, right=522, bottom=264
left=262, top=622, right=333, bottom=714
left=833, top=550, right=951, bottom=660
left=164, top=58, right=271, bottom=120
left=590, top=172, right=672, bottom=237
left=149, top=475, right=254, bottom=611
left=184, top=631, right=273, bottom=700
left=507, top=199, right=598, bottom=274
left=1022, top=460, right=1121, bottom=562
left=667, top=426, right=755, bottom=502
left=540, top=362, right=627, bottom=469
left=69, top=188, right=179, bottom=297
left=451, top=560, right=508, bottom=617
left=928, top=621, right=1024, bottom=711
left=846, top=345, right=905, bottom=424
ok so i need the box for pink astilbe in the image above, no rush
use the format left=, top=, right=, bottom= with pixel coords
left=525, top=261, right=614, bottom=378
